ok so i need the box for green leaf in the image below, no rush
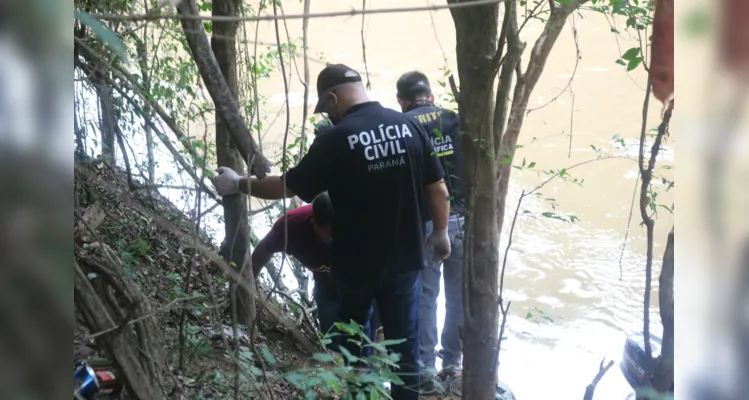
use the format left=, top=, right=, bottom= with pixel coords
left=525, top=312, right=533, bottom=319
left=312, top=353, right=335, bottom=363
left=378, top=338, right=406, bottom=347
left=334, top=320, right=364, bottom=336
left=74, top=10, right=128, bottom=61
left=249, top=365, right=263, bottom=376
left=627, top=57, right=642, bottom=71
left=380, top=369, right=404, bottom=385
left=285, top=372, right=308, bottom=389
left=338, top=346, right=359, bottom=363
left=260, top=345, right=277, bottom=366
left=528, top=161, right=536, bottom=168
left=622, top=47, right=641, bottom=61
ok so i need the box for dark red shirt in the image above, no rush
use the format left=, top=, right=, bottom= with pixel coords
left=262, top=205, right=331, bottom=282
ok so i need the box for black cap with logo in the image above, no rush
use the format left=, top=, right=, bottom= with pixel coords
left=313, top=64, right=363, bottom=113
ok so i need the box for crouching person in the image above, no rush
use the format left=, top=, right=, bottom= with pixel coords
left=251, top=192, right=377, bottom=345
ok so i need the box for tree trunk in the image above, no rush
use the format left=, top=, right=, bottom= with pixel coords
left=133, top=34, right=156, bottom=183
left=651, top=226, right=674, bottom=392
left=74, top=242, right=170, bottom=400
left=449, top=1, right=501, bottom=398
left=449, top=2, right=588, bottom=398
left=177, top=0, right=271, bottom=178
left=95, top=71, right=116, bottom=165
left=211, top=0, right=256, bottom=330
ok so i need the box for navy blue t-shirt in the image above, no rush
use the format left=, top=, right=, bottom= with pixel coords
left=405, top=104, right=464, bottom=216
left=284, top=102, right=444, bottom=279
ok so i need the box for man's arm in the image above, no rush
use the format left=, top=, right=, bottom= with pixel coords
left=426, top=180, right=450, bottom=231
left=238, top=176, right=296, bottom=200
left=250, top=239, right=274, bottom=277
left=250, top=218, right=286, bottom=277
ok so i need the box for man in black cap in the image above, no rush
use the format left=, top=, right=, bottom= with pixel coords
left=212, top=64, right=452, bottom=400
left=396, top=71, right=465, bottom=394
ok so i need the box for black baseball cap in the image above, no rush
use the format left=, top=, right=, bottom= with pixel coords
left=396, top=71, right=432, bottom=100
left=313, top=64, right=363, bottom=113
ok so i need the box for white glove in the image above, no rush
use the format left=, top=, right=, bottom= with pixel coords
left=212, top=167, right=242, bottom=196
left=426, top=228, right=451, bottom=261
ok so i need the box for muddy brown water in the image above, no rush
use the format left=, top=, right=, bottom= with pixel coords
left=180, top=1, right=676, bottom=398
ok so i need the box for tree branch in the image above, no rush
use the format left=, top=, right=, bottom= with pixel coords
left=638, top=87, right=673, bottom=363
left=176, top=0, right=271, bottom=177
left=493, top=0, right=525, bottom=159
left=583, top=359, right=615, bottom=400
left=92, top=0, right=511, bottom=22
left=360, top=0, right=372, bottom=90
left=298, top=0, right=311, bottom=156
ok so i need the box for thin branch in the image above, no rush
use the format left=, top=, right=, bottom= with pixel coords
left=499, top=190, right=524, bottom=304
left=493, top=300, right=511, bottom=371
left=86, top=295, right=205, bottom=340
left=583, top=359, right=615, bottom=400
left=635, top=23, right=651, bottom=74
left=271, top=289, right=316, bottom=332
left=90, top=0, right=511, bottom=22
left=360, top=0, right=371, bottom=90
left=601, top=13, right=646, bottom=91
left=567, top=86, right=575, bottom=158
left=493, top=192, right=526, bottom=372
left=618, top=170, right=640, bottom=280
left=526, top=12, right=581, bottom=114
left=425, top=0, right=449, bottom=66
left=178, top=169, right=203, bottom=370
left=114, top=124, right=135, bottom=189
left=268, top=0, right=293, bottom=310
left=526, top=155, right=636, bottom=197
left=298, top=0, right=312, bottom=163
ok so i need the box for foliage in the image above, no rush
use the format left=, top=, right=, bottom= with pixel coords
left=74, top=10, right=127, bottom=60
left=283, top=321, right=406, bottom=400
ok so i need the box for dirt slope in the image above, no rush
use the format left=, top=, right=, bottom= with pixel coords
left=73, top=157, right=317, bottom=399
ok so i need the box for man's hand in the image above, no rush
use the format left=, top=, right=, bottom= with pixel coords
left=212, top=167, right=242, bottom=196
left=426, top=228, right=451, bottom=261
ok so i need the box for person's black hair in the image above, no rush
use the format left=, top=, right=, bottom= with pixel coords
left=396, top=71, right=432, bottom=101
left=312, top=192, right=333, bottom=225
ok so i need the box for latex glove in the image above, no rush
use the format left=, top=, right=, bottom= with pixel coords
left=426, top=228, right=451, bottom=261
left=213, top=167, right=242, bottom=196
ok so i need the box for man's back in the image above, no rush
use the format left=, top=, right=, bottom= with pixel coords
left=263, top=205, right=329, bottom=275
left=405, top=105, right=464, bottom=215
left=285, top=101, right=443, bottom=278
